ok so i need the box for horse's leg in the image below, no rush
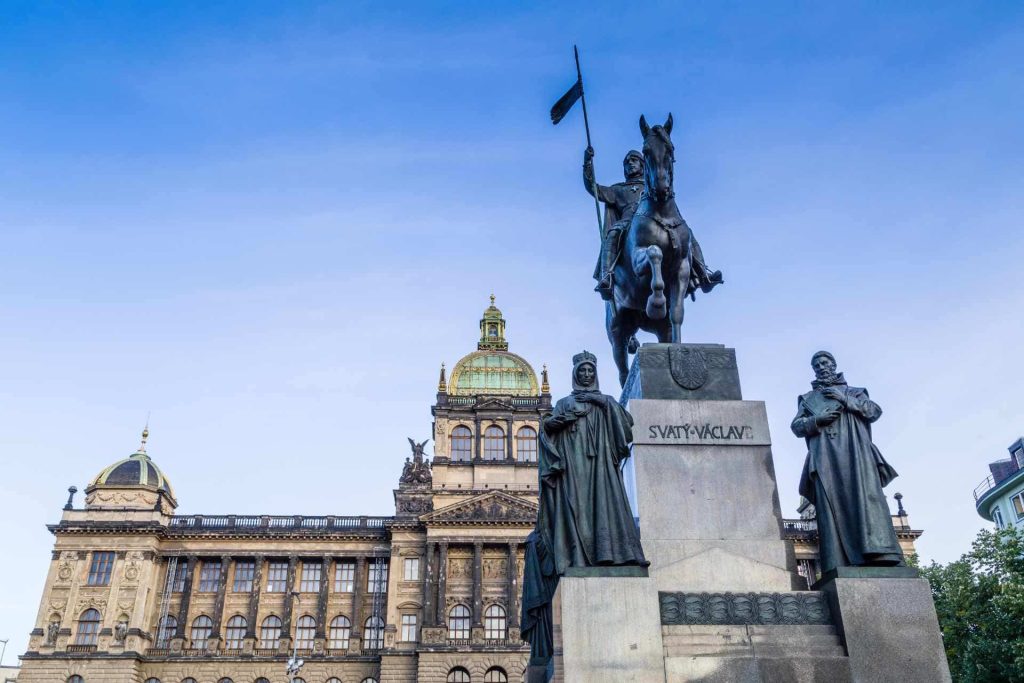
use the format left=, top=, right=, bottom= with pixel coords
left=606, top=303, right=637, bottom=387
left=633, top=244, right=666, bottom=319
left=670, top=255, right=692, bottom=343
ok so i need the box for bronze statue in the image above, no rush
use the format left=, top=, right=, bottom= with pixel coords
left=791, top=351, right=905, bottom=573
left=521, top=352, right=647, bottom=666
left=399, top=438, right=432, bottom=485
left=603, top=114, right=723, bottom=386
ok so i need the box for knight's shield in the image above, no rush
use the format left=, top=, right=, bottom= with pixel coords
left=669, top=346, right=708, bottom=390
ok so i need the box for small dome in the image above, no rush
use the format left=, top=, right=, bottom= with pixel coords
left=86, top=429, right=176, bottom=503
left=447, top=296, right=539, bottom=396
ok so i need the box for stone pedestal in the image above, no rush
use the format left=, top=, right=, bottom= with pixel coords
left=557, top=576, right=664, bottom=683
left=820, top=571, right=952, bottom=683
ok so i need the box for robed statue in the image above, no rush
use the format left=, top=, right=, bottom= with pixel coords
left=791, top=351, right=905, bottom=573
left=521, top=351, right=647, bottom=667
left=591, top=114, right=724, bottom=386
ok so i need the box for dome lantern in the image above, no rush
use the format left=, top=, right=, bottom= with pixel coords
left=447, top=295, right=539, bottom=397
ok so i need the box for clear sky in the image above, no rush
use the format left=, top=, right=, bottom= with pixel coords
left=1, top=0, right=1022, bottom=658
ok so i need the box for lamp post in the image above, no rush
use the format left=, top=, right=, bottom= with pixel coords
left=0, top=638, right=8, bottom=667
left=285, top=591, right=304, bottom=683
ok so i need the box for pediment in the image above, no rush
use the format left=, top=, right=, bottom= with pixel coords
left=475, top=398, right=513, bottom=411
left=422, top=491, right=538, bottom=525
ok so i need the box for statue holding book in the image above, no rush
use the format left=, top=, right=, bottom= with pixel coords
left=791, top=351, right=905, bottom=574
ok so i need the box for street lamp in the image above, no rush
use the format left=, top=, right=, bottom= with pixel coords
left=285, top=591, right=304, bottom=683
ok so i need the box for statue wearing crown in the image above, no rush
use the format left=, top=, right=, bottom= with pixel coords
left=521, top=351, right=647, bottom=667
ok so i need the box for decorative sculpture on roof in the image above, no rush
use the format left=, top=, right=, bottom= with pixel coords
left=790, top=351, right=905, bottom=573
left=600, top=114, right=724, bottom=386
left=400, top=438, right=432, bottom=485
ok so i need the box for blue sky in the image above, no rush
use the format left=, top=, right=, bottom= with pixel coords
left=2, top=0, right=1023, bottom=657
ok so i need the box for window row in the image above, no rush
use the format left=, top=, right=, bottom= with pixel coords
left=449, top=425, right=537, bottom=462
left=130, top=678, right=379, bottom=683
left=166, top=558, right=390, bottom=594
left=447, top=667, right=509, bottom=683
left=447, top=604, right=507, bottom=640
left=153, top=613, right=384, bottom=650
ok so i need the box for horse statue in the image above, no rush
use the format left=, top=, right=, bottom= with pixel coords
left=606, top=113, right=700, bottom=386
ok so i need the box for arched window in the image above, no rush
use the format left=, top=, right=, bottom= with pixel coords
left=216, top=679, right=233, bottom=683
left=329, top=615, right=351, bottom=649
left=448, top=604, right=471, bottom=639
left=293, top=679, right=306, bottom=683
left=484, top=667, right=508, bottom=683
left=259, top=615, right=282, bottom=648
left=224, top=615, right=246, bottom=649
left=144, top=678, right=161, bottom=683
left=254, top=679, right=270, bottom=683
left=360, top=679, right=379, bottom=683
left=190, top=615, right=213, bottom=649
left=75, top=609, right=101, bottom=645
left=450, top=426, right=472, bottom=462
left=295, top=615, right=316, bottom=649
left=181, top=679, right=197, bottom=683
left=156, top=615, right=177, bottom=647
left=67, top=677, right=84, bottom=683
left=483, top=425, right=505, bottom=460
left=516, top=426, right=538, bottom=462
left=484, top=604, right=507, bottom=640
left=363, top=615, right=384, bottom=650
left=326, top=679, right=343, bottom=683
left=447, top=668, right=471, bottom=683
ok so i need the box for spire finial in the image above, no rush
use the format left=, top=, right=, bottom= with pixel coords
left=139, top=417, right=149, bottom=453
left=541, top=364, right=550, bottom=394
left=490, top=293, right=496, bottom=307
left=438, top=362, right=448, bottom=393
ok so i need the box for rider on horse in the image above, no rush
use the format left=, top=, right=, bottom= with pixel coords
left=584, top=146, right=723, bottom=300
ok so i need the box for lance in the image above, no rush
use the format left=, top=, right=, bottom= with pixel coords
left=575, top=45, right=604, bottom=238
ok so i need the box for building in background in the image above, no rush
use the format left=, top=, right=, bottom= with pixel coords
left=16, top=297, right=926, bottom=682
left=974, top=437, right=1024, bottom=529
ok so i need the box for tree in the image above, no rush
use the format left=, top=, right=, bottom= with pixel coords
left=920, top=525, right=1024, bottom=682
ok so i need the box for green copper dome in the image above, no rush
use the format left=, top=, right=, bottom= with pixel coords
left=448, top=296, right=539, bottom=396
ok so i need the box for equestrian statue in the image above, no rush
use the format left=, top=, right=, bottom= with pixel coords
left=591, top=114, right=723, bottom=386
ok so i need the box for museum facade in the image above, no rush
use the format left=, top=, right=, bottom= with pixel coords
left=16, top=299, right=922, bottom=683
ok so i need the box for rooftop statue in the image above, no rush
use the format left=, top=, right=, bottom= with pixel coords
left=400, top=438, right=432, bottom=485
left=602, top=114, right=723, bottom=386
left=521, top=351, right=647, bottom=667
left=791, top=351, right=905, bottom=573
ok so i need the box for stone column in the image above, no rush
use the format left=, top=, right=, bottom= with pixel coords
left=315, top=557, right=330, bottom=640
left=507, top=542, right=519, bottom=629
left=506, top=417, right=514, bottom=460
left=348, top=556, right=367, bottom=654
left=423, top=543, right=436, bottom=625
left=173, top=555, right=198, bottom=646
left=209, top=555, right=231, bottom=649
left=280, top=555, right=298, bottom=650
left=474, top=417, right=482, bottom=460
left=245, top=555, right=264, bottom=643
left=436, top=542, right=449, bottom=627
left=472, top=542, right=484, bottom=626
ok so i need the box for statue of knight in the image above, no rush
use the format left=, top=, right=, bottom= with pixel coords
left=584, top=146, right=723, bottom=300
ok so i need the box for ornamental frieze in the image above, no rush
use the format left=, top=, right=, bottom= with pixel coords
left=659, top=591, right=832, bottom=626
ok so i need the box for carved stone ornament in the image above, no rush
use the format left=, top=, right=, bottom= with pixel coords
left=49, top=598, right=68, bottom=612
left=76, top=596, right=106, bottom=612
left=123, top=561, right=140, bottom=582
left=46, top=621, right=60, bottom=645
left=669, top=345, right=708, bottom=390
left=398, top=497, right=432, bottom=515
left=659, top=591, right=832, bottom=626
left=482, top=559, right=508, bottom=579
left=114, top=620, right=128, bottom=643
left=56, top=561, right=75, bottom=582
left=448, top=559, right=472, bottom=579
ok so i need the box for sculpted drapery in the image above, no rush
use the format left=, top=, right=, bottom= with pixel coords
left=791, top=351, right=904, bottom=573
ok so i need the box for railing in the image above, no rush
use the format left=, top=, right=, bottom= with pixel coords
left=974, top=475, right=997, bottom=501
left=168, top=515, right=390, bottom=531
left=252, top=648, right=279, bottom=656
left=145, top=647, right=170, bottom=656
left=179, top=648, right=207, bottom=656
left=66, top=644, right=97, bottom=653
left=782, top=519, right=817, bottom=533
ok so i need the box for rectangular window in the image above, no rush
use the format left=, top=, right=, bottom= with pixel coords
left=300, top=562, right=322, bottom=593
left=1015, top=448, right=1024, bottom=469
left=400, top=614, right=418, bottom=642
left=266, top=561, right=289, bottom=592
left=993, top=506, right=1005, bottom=529
left=233, top=561, right=255, bottom=592
left=87, top=551, right=115, bottom=586
left=1012, top=492, right=1024, bottom=521
left=198, top=560, right=222, bottom=592
left=334, top=562, right=355, bottom=593
left=171, top=560, right=188, bottom=592
left=404, top=557, right=420, bottom=581
left=367, top=561, right=389, bottom=593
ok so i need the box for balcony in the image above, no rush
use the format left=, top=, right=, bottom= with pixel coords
left=974, top=475, right=997, bottom=502
left=167, top=514, right=389, bottom=533
left=66, top=644, right=97, bottom=653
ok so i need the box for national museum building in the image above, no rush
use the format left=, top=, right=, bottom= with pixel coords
left=17, top=300, right=923, bottom=683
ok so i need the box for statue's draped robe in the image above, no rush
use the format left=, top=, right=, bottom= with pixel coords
left=521, top=384, right=647, bottom=663
left=791, top=378, right=903, bottom=573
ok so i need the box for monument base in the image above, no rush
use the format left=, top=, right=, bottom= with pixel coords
left=820, top=575, right=952, bottom=682
left=557, top=575, right=664, bottom=683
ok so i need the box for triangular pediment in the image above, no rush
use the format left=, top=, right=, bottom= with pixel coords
left=475, top=397, right=514, bottom=411
left=422, top=490, right=538, bottom=525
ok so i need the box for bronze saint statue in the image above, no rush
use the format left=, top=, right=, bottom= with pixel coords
left=791, top=351, right=905, bottom=573
left=521, top=351, right=647, bottom=668
left=600, top=114, right=724, bottom=386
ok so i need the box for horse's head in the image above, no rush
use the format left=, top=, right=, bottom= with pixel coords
left=639, top=113, right=675, bottom=203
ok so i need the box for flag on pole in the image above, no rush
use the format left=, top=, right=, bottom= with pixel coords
left=550, top=78, right=583, bottom=125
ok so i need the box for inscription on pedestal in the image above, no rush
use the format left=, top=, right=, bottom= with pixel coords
left=631, top=399, right=771, bottom=446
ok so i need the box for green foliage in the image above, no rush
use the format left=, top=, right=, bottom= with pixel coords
left=920, top=525, right=1024, bottom=682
